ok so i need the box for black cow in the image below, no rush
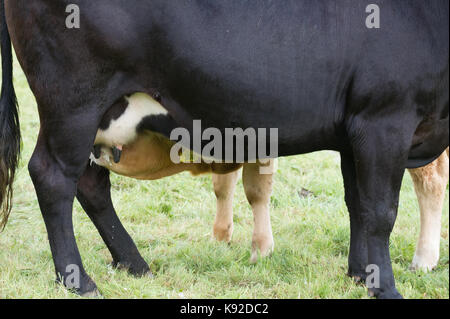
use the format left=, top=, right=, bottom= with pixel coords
left=0, top=0, right=448, bottom=299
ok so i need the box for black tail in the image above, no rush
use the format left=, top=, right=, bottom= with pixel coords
left=0, top=0, right=20, bottom=231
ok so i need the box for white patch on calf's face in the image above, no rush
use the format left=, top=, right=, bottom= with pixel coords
left=94, top=92, right=168, bottom=147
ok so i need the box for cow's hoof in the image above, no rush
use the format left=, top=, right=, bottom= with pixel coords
left=410, top=254, right=438, bottom=273
left=250, top=236, right=274, bottom=264
left=81, top=288, right=102, bottom=298
left=112, top=259, right=152, bottom=277
left=368, top=288, right=403, bottom=299
left=213, top=223, right=234, bottom=243
left=57, top=272, right=100, bottom=298
left=347, top=270, right=368, bottom=285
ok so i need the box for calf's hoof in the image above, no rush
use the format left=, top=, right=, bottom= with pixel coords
left=410, top=254, right=438, bottom=273
left=213, top=223, right=234, bottom=243
left=250, top=235, right=274, bottom=264
left=368, top=288, right=403, bottom=299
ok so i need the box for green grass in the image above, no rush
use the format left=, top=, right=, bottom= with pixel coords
left=0, top=58, right=448, bottom=299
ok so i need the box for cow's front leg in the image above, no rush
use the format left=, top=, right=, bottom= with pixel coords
left=409, top=149, right=449, bottom=272
left=29, top=122, right=100, bottom=297
left=351, top=124, right=408, bottom=299
left=77, top=164, right=150, bottom=276
left=340, top=152, right=368, bottom=282
left=212, top=170, right=240, bottom=242
left=243, top=161, right=275, bottom=264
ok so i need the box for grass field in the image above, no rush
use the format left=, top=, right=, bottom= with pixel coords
left=0, top=58, right=448, bottom=299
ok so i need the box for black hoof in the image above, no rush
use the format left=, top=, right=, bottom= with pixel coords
left=112, top=259, right=152, bottom=278
left=368, top=288, right=403, bottom=299
left=347, top=269, right=368, bottom=285
left=80, top=288, right=102, bottom=298
left=57, top=273, right=101, bottom=297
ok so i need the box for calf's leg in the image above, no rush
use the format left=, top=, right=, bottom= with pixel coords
left=409, top=149, right=449, bottom=271
left=212, top=170, right=240, bottom=242
left=243, top=161, right=275, bottom=264
left=77, top=164, right=150, bottom=276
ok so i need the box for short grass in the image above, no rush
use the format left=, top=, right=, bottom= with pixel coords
left=0, top=58, right=448, bottom=299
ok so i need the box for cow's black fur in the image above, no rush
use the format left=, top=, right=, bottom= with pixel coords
left=1, top=0, right=448, bottom=298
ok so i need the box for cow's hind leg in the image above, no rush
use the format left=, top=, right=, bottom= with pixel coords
left=29, top=118, right=101, bottom=296
left=243, top=161, right=275, bottom=264
left=409, top=149, right=449, bottom=272
left=341, top=151, right=368, bottom=282
left=212, top=170, right=240, bottom=242
left=77, top=164, right=150, bottom=276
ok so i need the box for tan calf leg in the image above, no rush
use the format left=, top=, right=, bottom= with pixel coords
left=212, top=170, right=240, bottom=242
left=409, top=149, right=449, bottom=272
left=243, top=160, right=276, bottom=263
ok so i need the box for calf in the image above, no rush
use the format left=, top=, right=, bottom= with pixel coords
left=89, top=92, right=275, bottom=264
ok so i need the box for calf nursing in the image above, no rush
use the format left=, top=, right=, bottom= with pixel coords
left=3, top=0, right=448, bottom=298
left=90, top=92, right=276, bottom=263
